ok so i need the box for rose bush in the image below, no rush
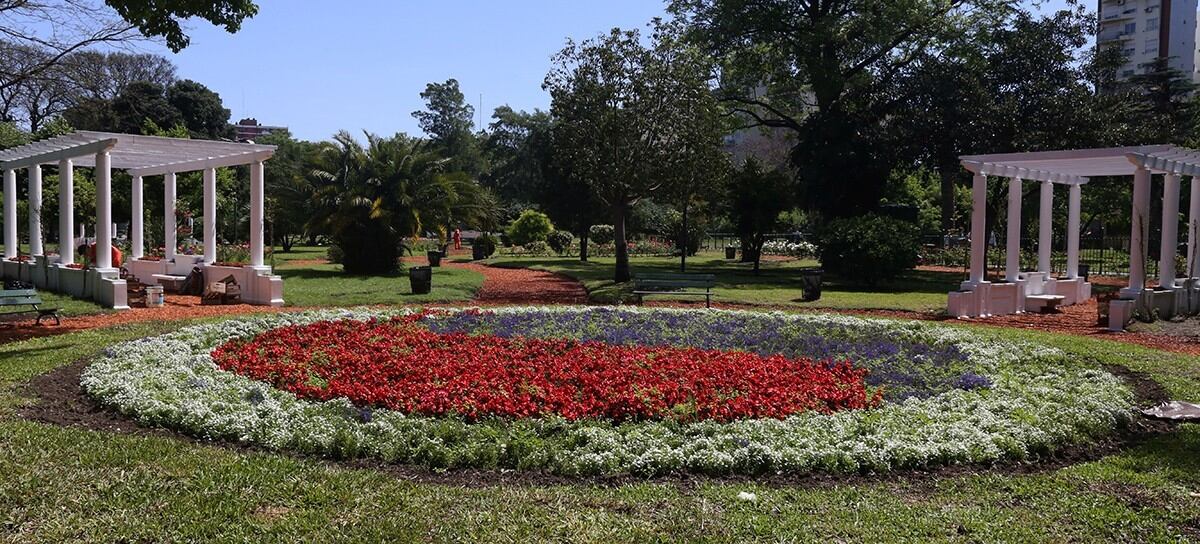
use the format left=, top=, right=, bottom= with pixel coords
left=82, top=307, right=1134, bottom=477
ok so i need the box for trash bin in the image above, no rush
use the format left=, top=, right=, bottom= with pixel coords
left=799, top=267, right=823, bottom=302
left=146, top=285, right=165, bottom=308
left=427, top=250, right=442, bottom=267
left=1078, top=263, right=1090, bottom=282
left=409, top=266, right=432, bottom=294
left=725, top=247, right=737, bottom=260
left=472, top=243, right=487, bottom=261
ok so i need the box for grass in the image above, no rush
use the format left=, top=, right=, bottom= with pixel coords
left=2, top=319, right=1200, bottom=541
left=487, top=254, right=959, bottom=312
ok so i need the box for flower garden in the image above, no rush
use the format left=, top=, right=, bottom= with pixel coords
left=80, top=307, right=1134, bottom=477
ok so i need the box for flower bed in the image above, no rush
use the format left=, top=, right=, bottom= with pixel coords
left=211, top=316, right=879, bottom=421
left=81, top=307, right=1134, bottom=477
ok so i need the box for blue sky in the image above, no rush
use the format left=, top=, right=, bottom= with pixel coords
left=147, top=0, right=1074, bottom=141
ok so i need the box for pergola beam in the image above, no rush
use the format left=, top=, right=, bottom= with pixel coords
left=0, top=138, right=117, bottom=170
left=127, top=149, right=276, bottom=176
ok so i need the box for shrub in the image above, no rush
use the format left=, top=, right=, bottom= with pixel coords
left=474, top=234, right=498, bottom=257
left=546, top=230, right=574, bottom=255
left=589, top=224, right=615, bottom=245
left=326, top=244, right=344, bottom=264
left=819, top=214, right=920, bottom=286
left=506, top=210, right=555, bottom=246
left=523, top=240, right=551, bottom=256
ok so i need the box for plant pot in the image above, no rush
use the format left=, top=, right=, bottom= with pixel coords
left=427, top=250, right=442, bottom=267
left=725, top=247, right=737, bottom=259
left=409, top=266, right=432, bottom=294
left=472, top=244, right=486, bottom=261
left=799, top=267, right=823, bottom=302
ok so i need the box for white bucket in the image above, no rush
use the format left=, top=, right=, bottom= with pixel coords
left=146, top=285, right=165, bottom=308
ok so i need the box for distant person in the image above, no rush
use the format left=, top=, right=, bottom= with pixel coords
left=85, top=243, right=123, bottom=269
left=453, top=228, right=462, bottom=251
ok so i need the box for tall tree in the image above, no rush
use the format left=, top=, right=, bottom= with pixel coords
left=167, top=79, right=231, bottom=139
left=670, top=0, right=1012, bottom=219
left=108, top=81, right=181, bottom=134
left=546, top=27, right=723, bottom=282
left=726, top=157, right=794, bottom=273
left=412, top=78, right=484, bottom=175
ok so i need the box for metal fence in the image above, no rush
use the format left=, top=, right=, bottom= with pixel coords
left=923, top=229, right=1178, bottom=279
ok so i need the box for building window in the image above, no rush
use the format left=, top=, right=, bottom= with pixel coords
left=1146, top=18, right=1159, bottom=31
left=1124, top=22, right=1137, bottom=34
left=1145, top=38, right=1159, bottom=55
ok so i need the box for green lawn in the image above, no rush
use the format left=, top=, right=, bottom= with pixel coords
left=487, top=254, right=959, bottom=312
left=2, top=321, right=1200, bottom=541
left=273, top=253, right=483, bottom=307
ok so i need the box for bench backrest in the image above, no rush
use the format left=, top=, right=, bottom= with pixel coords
left=633, top=273, right=715, bottom=288
left=0, top=289, right=41, bottom=306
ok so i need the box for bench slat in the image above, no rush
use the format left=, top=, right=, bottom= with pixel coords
left=635, top=280, right=713, bottom=288
left=0, top=289, right=37, bottom=297
left=0, top=297, right=40, bottom=306
left=634, top=273, right=716, bottom=280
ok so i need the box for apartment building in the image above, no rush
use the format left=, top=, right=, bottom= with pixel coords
left=1097, top=0, right=1200, bottom=81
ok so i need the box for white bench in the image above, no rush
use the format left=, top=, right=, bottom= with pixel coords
left=1025, top=294, right=1065, bottom=313
left=151, top=274, right=188, bottom=293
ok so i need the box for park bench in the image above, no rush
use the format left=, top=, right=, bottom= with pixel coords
left=0, top=288, right=60, bottom=325
left=633, top=272, right=716, bottom=308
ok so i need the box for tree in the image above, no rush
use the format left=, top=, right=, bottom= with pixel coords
left=255, top=130, right=319, bottom=251
left=545, top=27, right=723, bottom=282
left=65, top=51, right=177, bottom=101
left=0, top=0, right=257, bottom=94
left=412, top=78, right=484, bottom=175
left=109, top=81, right=181, bottom=134
left=307, top=131, right=495, bottom=274
left=167, top=79, right=231, bottom=139
left=670, top=0, right=1012, bottom=219
left=726, top=158, right=794, bottom=273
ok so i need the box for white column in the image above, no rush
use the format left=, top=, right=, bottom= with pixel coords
left=249, top=160, right=265, bottom=267
left=202, top=167, right=216, bottom=264
left=1127, top=166, right=1151, bottom=294
left=164, top=172, right=177, bottom=261
left=1066, top=184, right=1082, bottom=279
left=131, top=175, right=143, bottom=260
left=94, top=151, right=113, bottom=270
left=1005, top=177, right=1022, bottom=282
left=966, top=172, right=988, bottom=286
left=1189, top=176, right=1200, bottom=277
left=3, top=169, right=15, bottom=259
left=1160, top=172, right=1181, bottom=288
left=28, top=165, right=42, bottom=256
left=58, top=159, right=74, bottom=265
left=1037, top=180, right=1053, bottom=274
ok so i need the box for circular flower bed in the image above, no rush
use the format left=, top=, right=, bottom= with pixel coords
left=211, top=316, right=879, bottom=421
left=81, top=307, right=1134, bottom=477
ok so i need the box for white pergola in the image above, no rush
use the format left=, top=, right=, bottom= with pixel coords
left=951, top=145, right=1200, bottom=328
left=0, top=131, right=280, bottom=308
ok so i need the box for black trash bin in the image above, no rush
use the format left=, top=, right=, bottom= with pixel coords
left=1078, top=263, right=1090, bottom=283
left=725, top=247, right=737, bottom=260
left=799, top=267, right=823, bottom=302
left=472, top=243, right=487, bottom=260
left=409, top=266, right=432, bottom=294
left=427, top=250, right=443, bottom=267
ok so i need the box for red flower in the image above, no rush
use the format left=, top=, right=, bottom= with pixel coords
left=211, top=317, right=881, bottom=422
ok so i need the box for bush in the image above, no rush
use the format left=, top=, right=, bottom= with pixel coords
left=589, top=225, right=615, bottom=245
left=326, top=244, right=344, bottom=264
left=474, top=234, right=498, bottom=257
left=819, top=214, right=920, bottom=286
left=506, top=210, right=555, bottom=246
left=523, top=241, right=551, bottom=256
left=546, top=230, right=574, bottom=255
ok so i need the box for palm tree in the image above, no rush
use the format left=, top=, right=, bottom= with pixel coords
left=306, top=131, right=499, bottom=274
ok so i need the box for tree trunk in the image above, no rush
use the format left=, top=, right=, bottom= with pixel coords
left=752, top=234, right=763, bottom=274
left=613, top=203, right=631, bottom=283
left=579, top=225, right=590, bottom=262
left=939, top=164, right=957, bottom=238
left=679, top=201, right=688, bottom=272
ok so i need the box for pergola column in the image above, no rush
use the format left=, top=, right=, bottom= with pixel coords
left=58, top=159, right=73, bottom=265
left=966, top=172, right=988, bottom=286
left=1037, top=180, right=1053, bottom=274
left=164, top=172, right=176, bottom=261
left=131, top=175, right=143, bottom=260
left=1189, top=176, right=1200, bottom=277
left=250, top=160, right=265, bottom=267
left=3, top=168, right=15, bottom=259
left=1160, top=172, right=1181, bottom=288
left=1066, top=183, right=1082, bottom=279
left=202, top=167, right=216, bottom=264
left=1005, top=177, right=1022, bottom=282
left=1127, top=165, right=1152, bottom=294
left=94, top=151, right=113, bottom=270
left=28, top=165, right=42, bottom=256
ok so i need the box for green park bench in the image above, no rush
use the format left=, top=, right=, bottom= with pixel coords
left=0, top=289, right=61, bottom=325
left=633, top=272, right=716, bottom=308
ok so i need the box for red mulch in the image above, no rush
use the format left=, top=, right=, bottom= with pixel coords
left=448, top=261, right=587, bottom=304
